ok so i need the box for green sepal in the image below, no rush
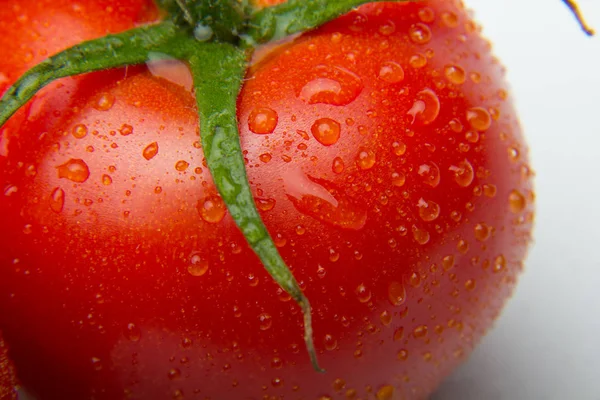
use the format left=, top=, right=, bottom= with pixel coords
left=0, top=22, right=193, bottom=127
left=244, top=0, right=408, bottom=45
left=186, top=42, right=324, bottom=373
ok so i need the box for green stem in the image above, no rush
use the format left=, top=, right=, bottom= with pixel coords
left=244, top=0, right=408, bottom=45
left=186, top=42, right=324, bottom=372
left=0, top=22, right=190, bottom=127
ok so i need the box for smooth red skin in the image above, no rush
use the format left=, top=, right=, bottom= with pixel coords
left=0, top=1, right=534, bottom=399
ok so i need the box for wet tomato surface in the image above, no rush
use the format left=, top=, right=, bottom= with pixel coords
left=0, top=0, right=533, bottom=399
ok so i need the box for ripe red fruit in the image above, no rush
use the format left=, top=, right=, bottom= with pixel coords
left=0, top=0, right=534, bottom=399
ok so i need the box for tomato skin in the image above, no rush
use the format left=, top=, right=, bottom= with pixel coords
left=0, top=1, right=534, bottom=399
left=0, top=332, right=16, bottom=400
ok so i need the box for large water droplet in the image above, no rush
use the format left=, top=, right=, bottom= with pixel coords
left=72, top=124, right=88, bottom=139
left=197, top=195, right=226, bottom=223
left=508, top=190, right=526, bottom=213
left=387, top=281, right=406, bottom=306
left=299, top=66, right=363, bottom=106
left=356, top=148, right=376, bottom=170
left=56, top=159, right=90, bottom=183
left=418, top=162, right=440, bottom=187
left=286, top=171, right=367, bottom=230
left=379, top=61, right=405, bottom=84
left=474, top=223, right=491, bottom=241
left=376, top=385, right=395, bottom=400
left=187, top=253, right=209, bottom=277
left=258, top=313, right=273, bottom=330
left=408, top=89, right=440, bottom=125
left=143, top=142, right=159, bottom=160
left=355, top=284, right=372, bottom=303
left=248, top=107, right=278, bottom=134
left=418, top=198, right=441, bottom=221
left=444, top=65, right=466, bottom=84
left=449, top=159, right=474, bottom=187
left=466, top=107, right=492, bottom=131
left=94, top=93, right=115, bottom=111
left=409, top=23, right=432, bottom=44
left=311, top=118, right=341, bottom=146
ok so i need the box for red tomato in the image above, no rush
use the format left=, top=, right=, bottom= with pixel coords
left=0, top=0, right=534, bottom=399
left=0, top=332, right=16, bottom=400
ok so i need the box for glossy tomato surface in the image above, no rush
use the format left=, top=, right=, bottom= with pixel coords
left=0, top=0, right=534, bottom=399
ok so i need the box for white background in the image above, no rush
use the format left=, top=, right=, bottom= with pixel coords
left=434, top=1, right=600, bottom=399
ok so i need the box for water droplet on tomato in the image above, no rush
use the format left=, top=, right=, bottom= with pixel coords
left=332, top=378, right=346, bottom=392
left=56, top=159, right=90, bottom=183
left=418, top=162, right=440, bottom=187
left=450, top=159, right=474, bottom=187
left=299, top=66, right=363, bottom=106
left=356, top=148, right=376, bottom=170
left=259, top=153, right=272, bottom=163
left=175, top=160, right=189, bottom=172
left=332, top=157, right=345, bottom=174
left=143, top=142, right=159, bottom=160
left=3, top=185, right=18, bottom=197
left=483, top=184, right=497, bottom=198
left=311, top=118, right=341, bottom=146
left=324, top=334, right=337, bottom=351
left=388, top=281, right=406, bottom=306
left=125, top=323, right=141, bottom=342
left=465, top=279, right=476, bottom=291
left=376, top=385, right=395, bottom=400
left=408, top=89, right=440, bottom=125
left=418, top=7, right=436, bottom=22
left=94, top=93, right=115, bottom=111
left=197, top=195, right=226, bottom=223
left=286, top=171, right=367, bottom=230
left=355, top=284, right=371, bottom=303
left=442, top=11, right=459, bottom=28
left=258, top=313, right=273, bottom=330
left=168, top=368, right=181, bottom=380
left=418, top=198, right=441, bottom=221
left=409, top=23, right=432, bottom=44
left=413, top=325, right=428, bottom=339
left=392, top=171, right=406, bottom=187
left=493, top=255, right=507, bottom=273
left=50, top=187, right=65, bottom=213
left=444, top=65, right=466, bottom=84
left=102, top=174, right=112, bottom=186
left=187, top=254, right=209, bottom=277
left=474, top=223, right=491, bottom=241
left=397, top=349, right=409, bottom=361
left=119, top=124, right=133, bottom=136
left=466, top=107, right=492, bottom=131
left=391, top=141, right=407, bottom=157
left=508, top=190, right=526, bottom=213
left=443, top=255, right=455, bottom=270
left=457, top=239, right=469, bottom=254
left=248, top=107, right=278, bottom=134
left=379, top=61, right=405, bottom=84
left=409, top=54, right=428, bottom=69
left=256, top=197, right=276, bottom=211
left=412, top=226, right=430, bottom=245
left=72, top=124, right=88, bottom=139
